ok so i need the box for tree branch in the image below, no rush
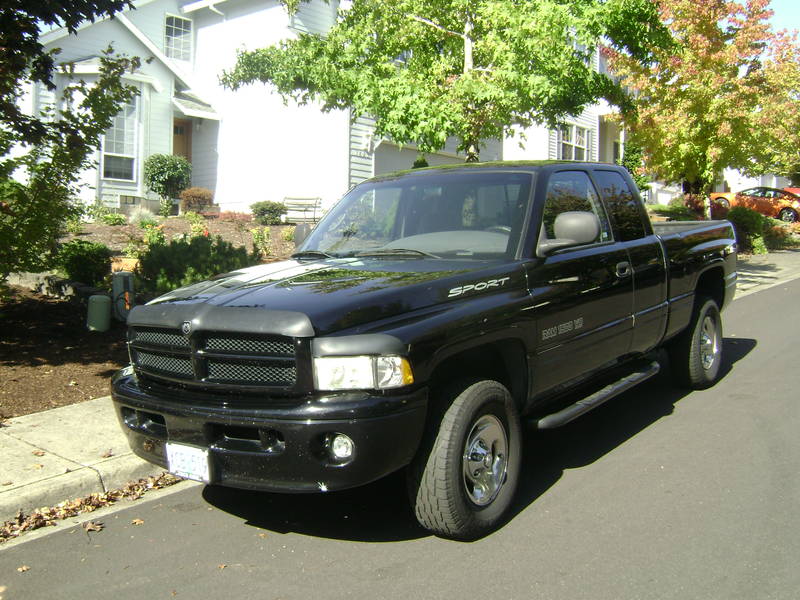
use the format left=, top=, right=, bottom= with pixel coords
left=408, top=14, right=465, bottom=39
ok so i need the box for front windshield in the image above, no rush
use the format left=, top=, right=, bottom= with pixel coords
left=300, top=170, right=534, bottom=259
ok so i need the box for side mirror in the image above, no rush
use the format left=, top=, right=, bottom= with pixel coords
left=294, top=223, right=313, bottom=248
left=537, top=211, right=601, bottom=257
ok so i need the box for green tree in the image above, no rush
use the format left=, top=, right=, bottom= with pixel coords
left=617, top=141, right=650, bottom=192
left=610, top=0, right=797, bottom=208
left=222, top=0, right=669, bottom=162
left=0, top=1, right=140, bottom=282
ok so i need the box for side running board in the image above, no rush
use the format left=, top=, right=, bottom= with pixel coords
left=535, top=361, right=661, bottom=430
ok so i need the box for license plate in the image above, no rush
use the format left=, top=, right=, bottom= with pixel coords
left=165, top=442, right=210, bottom=483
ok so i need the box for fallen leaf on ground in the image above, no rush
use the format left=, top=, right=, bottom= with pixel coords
left=100, top=449, right=114, bottom=458
left=68, top=380, right=78, bottom=386
left=17, top=565, right=30, bottom=572
left=82, top=520, right=104, bottom=532
left=1, top=472, right=181, bottom=543
left=31, top=463, right=44, bottom=470
left=131, top=518, right=144, bottom=526
left=218, top=564, right=227, bottom=570
left=32, top=450, right=45, bottom=457
left=1, top=481, right=12, bottom=486
left=258, top=533, right=267, bottom=538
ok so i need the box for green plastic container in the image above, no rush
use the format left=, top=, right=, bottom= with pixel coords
left=87, top=294, right=111, bottom=332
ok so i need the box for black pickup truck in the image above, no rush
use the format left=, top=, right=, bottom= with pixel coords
left=112, top=161, right=737, bottom=539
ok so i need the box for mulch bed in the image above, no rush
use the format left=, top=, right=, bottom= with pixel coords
left=1, top=217, right=297, bottom=418
left=0, top=287, right=129, bottom=418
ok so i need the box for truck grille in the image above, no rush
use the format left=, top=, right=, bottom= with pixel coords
left=129, top=327, right=298, bottom=388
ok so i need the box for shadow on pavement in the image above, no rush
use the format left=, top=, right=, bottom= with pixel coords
left=203, top=337, right=756, bottom=543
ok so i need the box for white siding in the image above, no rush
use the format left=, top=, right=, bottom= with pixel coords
left=289, top=0, right=338, bottom=34
left=191, top=119, right=219, bottom=192
left=191, top=1, right=349, bottom=212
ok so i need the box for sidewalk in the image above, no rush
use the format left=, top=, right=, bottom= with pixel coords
left=0, top=397, right=164, bottom=522
left=2, top=249, right=800, bottom=523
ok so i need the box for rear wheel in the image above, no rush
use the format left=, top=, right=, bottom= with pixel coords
left=668, top=297, right=723, bottom=389
left=407, top=380, right=521, bottom=540
left=778, top=208, right=798, bottom=223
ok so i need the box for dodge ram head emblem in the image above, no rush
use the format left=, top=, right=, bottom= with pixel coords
left=181, top=321, right=192, bottom=336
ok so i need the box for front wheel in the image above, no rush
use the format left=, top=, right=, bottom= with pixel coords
left=668, top=297, right=723, bottom=389
left=778, top=208, right=798, bottom=223
left=407, top=380, right=521, bottom=540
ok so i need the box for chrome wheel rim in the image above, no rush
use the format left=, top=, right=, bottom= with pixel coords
left=462, top=414, right=508, bottom=506
left=699, top=315, right=720, bottom=371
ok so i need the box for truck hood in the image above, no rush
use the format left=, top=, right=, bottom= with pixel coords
left=131, top=257, right=525, bottom=337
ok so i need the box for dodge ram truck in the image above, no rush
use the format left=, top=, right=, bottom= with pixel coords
left=112, top=161, right=737, bottom=540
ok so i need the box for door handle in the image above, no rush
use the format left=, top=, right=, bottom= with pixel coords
left=616, top=261, right=632, bottom=278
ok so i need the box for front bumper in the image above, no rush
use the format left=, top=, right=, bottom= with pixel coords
left=111, top=371, right=428, bottom=493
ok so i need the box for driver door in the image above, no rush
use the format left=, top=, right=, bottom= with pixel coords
left=526, top=169, right=634, bottom=396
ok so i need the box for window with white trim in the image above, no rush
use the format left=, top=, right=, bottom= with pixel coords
left=102, top=100, right=137, bottom=181
left=559, top=124, right=589, bottom=161
left=165, top=15, right=192, bottom=61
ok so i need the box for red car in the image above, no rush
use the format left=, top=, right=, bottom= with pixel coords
left=710, top=187, right=800, bottom=222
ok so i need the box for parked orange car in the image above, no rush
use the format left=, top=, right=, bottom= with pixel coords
left=710, top=187, right=800, bottom=222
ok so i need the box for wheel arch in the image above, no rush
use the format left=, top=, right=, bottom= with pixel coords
left=426, top=338, right=528, bottom=414
left=695, top=264, right=726, bottom=308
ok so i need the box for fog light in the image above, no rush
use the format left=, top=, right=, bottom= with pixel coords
left=330, top=434, right=354, bottom=460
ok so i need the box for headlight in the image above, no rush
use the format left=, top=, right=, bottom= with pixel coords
left=313, top=355, right=414, bottom=391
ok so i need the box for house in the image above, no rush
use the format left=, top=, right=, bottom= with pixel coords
left=33, top=0, right=626, bottom=215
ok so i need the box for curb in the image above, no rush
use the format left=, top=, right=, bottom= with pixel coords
left=0, top=397, right=166, bottom=523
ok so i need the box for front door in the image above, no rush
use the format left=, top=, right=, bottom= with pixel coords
left=526, top=169, right=634, bottom=396
left=173, top=119, right=192, bottom=162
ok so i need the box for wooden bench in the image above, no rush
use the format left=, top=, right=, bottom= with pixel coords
left=282, top=197, right=322, bottom=224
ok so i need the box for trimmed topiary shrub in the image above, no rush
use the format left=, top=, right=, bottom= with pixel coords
left=179, top=187, right=214, bottom=213
left=143, top=154, right=192, bottom=217
left=251, top=200, right=287, bottom=226
left=135, top=235, right=256, bottom=297
left=57, top=240, right=112, bottom=286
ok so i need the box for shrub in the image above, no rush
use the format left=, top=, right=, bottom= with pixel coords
left=129, top=207, right=158, bottom=227
left=251, top=201, right=287, bottom=226
left=135, top=235, right=255, bottom=297
left=726, top=207, right=769, bottom=254
left=180, top=187, right=214, bottom=213
left=281, top=226, right=295, bottom=242
left=251, top=226, right=271, bottom=258
left=649, top=202, right=698, bottom=222
left=88, top=198, right=110, bottom=222
left=57, top=240, right=112, bottom=286
left=143, top=154, right=192, bottom=203
left=184, top=211, right=209, bottom=238
left=101, top=212, right=127, bottom=226
left=219, top=211, right=253, bottom=224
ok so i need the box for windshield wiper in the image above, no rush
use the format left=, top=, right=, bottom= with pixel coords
left=291, top=250, right=335, bottom=260
left=355, top=248, right=441, bottom=259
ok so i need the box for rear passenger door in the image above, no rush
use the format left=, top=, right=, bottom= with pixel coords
left=591, top=169, right=668, bottom=354
left=526, top=169, right=634, bottom=396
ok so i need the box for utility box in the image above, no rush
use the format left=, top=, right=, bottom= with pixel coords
left=87, top=295, right=111, bottom=332
left=112, top=271, right=135, bottom=321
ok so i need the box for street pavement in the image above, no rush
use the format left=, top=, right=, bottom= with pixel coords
left=1, top=249, right=799, bottom=523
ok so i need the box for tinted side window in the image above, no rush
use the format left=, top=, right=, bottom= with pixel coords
left=592, top=170, right=647, bottom=241
left=542, top=170, right=613, bottom=242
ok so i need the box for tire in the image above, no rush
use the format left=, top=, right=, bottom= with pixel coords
left=407, top=380, right=521, bottom=540
left=778, top=208, right=798, bottom=223
left=668, top=297, right=723, bottom=389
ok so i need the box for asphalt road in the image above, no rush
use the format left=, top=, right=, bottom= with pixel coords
left=2, top=279, right=799, bottom=600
